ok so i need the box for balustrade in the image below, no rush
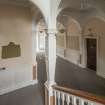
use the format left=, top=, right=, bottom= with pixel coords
left=53, top=85, right=105, bottom=105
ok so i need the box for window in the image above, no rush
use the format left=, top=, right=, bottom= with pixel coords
left=38, top=31, right=45, bottom=51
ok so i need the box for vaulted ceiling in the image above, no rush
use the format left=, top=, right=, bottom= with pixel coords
left=0, top=0, right=105, bottom=27
left=57, top=0, right=105, bottom=27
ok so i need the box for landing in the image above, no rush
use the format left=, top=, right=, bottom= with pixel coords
left=55, top=56, right=105, bottom=97
left=0, top=84, right=44, bottom=105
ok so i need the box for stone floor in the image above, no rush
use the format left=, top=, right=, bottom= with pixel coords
left=36, top=54, right=105, bottom=96
left=0, top=84, right=44, bottom=105
left=55, top=56, right=105, bottom=96
left=0, top=53, right=46, bottom=105
left=0, top=54, right=105, bottom=105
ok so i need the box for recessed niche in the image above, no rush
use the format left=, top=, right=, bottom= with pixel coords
left=2, top=42, right=21, bottom=59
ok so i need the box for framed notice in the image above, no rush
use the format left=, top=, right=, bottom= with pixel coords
left=2, top=42, right=21, bottom=59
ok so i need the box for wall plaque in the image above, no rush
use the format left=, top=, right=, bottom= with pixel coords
left=2, top=42, right=21, bottom=59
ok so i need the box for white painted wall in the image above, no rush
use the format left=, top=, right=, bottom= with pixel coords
left=0, top=5, right=36, bottom=94
left=57, top=47, right=65, bottom=58
left=65, top=49, right=80, bottom=64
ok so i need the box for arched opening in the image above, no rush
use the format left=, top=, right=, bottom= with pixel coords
left=82, top=17, right=105, bottom=77
left=35, top=19, right=47, bottom=103
left=56, top=12, right=82, bottom=65
left=0, top=0, right=47, bottom=101
left=65, top=18, right=81, bottom=64
left=36, top=19, right=47, bottom=53
left=56, top=22, right=66, bottom=57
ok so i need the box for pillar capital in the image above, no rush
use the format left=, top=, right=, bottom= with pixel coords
left=47, top=29, right=58, bottom=34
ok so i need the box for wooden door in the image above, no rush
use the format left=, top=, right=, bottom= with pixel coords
left=86, top=38, right=97, bottom=71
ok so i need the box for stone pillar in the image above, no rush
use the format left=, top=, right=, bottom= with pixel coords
left=48, top=29, right=57, bottom=85
left=45, top=29, right=57, bottom=105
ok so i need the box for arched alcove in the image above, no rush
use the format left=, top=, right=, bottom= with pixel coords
left=56, top=22, right=66, bottom=48
left=64, top=18, right=81, bottom=64
left=56, top=22, right=66, bottom=57
left=82, top=17, right=105, bottom=78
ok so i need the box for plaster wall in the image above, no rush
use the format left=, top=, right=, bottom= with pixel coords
left=0, top=5, right=36, bottom=94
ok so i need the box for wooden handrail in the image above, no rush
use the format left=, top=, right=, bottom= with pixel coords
left=53, top=85, right=105, bottom=105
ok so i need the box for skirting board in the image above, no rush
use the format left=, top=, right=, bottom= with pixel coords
left=0, top=80, right=38, bottom=95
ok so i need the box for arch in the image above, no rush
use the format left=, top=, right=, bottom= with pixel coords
left=83, top=16, right=105, bottom=35
left=29, top=0, right=48, bottom=25
left=81, top=16, right=105, bottom=78
left=36, top=19, right=47, bottom=31
left=57, top=0, right=105, bottom=29
left=35, top=19, right=47, bottom=52
left=67, top=18, right=81, bottom=36
left=30, top=0, right=49, bottom=23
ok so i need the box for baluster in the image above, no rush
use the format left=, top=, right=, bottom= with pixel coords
left=73, top=96, right=77, bottom=105
left=81, top=99, right=85, bottom=105
left=54, top=90, right=57, bottom=105
left=66, top=95, right=70, bottom=105
left=61, top=93, right=65, bottom=105
left=56, top=91, right=59, bottom=105
left=53, top=89, right=103, bottom=105
left=58, top=91, right=60, bottom=105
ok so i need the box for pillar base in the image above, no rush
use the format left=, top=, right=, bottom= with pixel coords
left=45, top=81, right=56, bottom=105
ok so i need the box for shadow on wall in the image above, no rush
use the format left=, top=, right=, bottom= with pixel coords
left=36, top=53, right=47, bottom=84
left=36, top=52, right=47, bottom=104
